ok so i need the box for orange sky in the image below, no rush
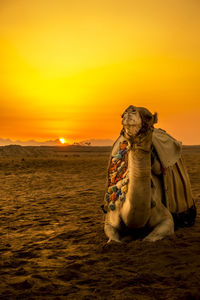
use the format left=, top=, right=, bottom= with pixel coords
left=0, top=0, right=200, bottom=145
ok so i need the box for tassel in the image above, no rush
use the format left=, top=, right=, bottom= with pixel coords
left=109, top=202, right=116, bottom=211
left=112, top=185, right=118, bottom=192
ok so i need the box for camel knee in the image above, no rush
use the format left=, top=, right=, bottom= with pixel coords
left=121, top=206, right=150, bottom=229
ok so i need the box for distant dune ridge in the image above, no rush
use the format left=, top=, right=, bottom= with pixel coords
left=0, top=138, right=114, bottom=147
left=1, top=142, right=199, bottom=159
left=0, top=138, right=60, bottom=147
left=0, top=144, right=112, bottom=158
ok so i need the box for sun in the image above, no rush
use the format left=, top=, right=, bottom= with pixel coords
left=59, top=138, right=66, bottom=144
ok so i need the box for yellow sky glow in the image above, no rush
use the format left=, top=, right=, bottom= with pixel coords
left=0, top=0, right=200, bottom=144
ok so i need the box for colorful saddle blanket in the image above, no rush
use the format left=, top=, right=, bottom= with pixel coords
left=104, top=140, right=129, bottom=211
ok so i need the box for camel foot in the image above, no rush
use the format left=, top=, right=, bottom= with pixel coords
left=102, top=239, right=121, bottom=249
left=143, top=235, right=164, bottom=242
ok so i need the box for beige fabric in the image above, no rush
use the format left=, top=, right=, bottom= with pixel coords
left=152, top=128, right=182, bottom=168
left=152, top=128, right=194, bottom=213
left=163, top=158, right=194, bottom=213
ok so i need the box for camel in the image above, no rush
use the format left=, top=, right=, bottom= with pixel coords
left=103, top=105, right=196, bottom=242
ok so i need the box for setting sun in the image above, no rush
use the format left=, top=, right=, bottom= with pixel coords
left=59, top=138, right=66, bottom=145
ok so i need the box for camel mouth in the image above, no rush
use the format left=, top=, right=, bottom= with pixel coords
left=123, top=124, right=142, bottom=139
left=124, top=126, right=134, bottom=137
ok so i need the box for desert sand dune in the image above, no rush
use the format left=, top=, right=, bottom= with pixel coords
left=0, top=146, right=200, bottom=299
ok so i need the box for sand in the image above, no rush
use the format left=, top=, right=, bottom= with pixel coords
left=0, top=145, right=200, bottom=299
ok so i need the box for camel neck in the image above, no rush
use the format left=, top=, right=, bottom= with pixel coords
left=121, top=146, right=151, bottom=228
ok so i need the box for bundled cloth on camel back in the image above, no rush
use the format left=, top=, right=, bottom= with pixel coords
left=152, top=128, right=196, bottom=226
left=104, top=128, right=196, bottom=227
left=152, top=128, right=194, bottom=210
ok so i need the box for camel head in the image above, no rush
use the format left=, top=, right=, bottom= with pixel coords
left=121, top=105, right=158, bottom=140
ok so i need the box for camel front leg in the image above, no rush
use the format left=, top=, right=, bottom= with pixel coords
left=104, top=221, right=122, bottom=243
left=144, top=206, right=174, bottom=242
left=104, top=205, right=123, bottom=243
left=104, top=221, right=133, bottom=243
left=104, top=205, right=131, bottom=243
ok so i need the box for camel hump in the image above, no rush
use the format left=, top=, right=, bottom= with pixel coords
left=152, top=128, right=182, bottom=168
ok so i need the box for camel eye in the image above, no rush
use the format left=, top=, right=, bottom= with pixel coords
left=131, top=108, right=137, bottom=113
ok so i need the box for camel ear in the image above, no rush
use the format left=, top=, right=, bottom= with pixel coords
left=153, top=113, right=158, bottom=124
